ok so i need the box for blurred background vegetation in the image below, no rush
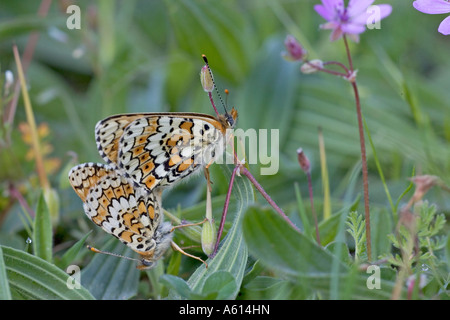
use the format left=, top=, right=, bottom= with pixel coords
left=0, top=0, right=448, bottom=299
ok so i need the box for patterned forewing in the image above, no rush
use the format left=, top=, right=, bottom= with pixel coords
left=118, top=115, right=225, bottom=192
left=95, top=114, right=147, bottom=166
left=68, top=163, right=161, bottom=253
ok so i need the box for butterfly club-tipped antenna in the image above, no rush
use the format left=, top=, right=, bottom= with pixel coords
left=201, top=54, right=235, bottom=126
left=87, top=245, right=144, bottom=266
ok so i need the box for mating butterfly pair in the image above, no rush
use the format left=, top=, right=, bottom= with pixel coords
left=69, top=109, right=238, bottom=269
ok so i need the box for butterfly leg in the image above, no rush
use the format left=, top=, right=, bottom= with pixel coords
left=171, top=241, right=208, bottom=268
left=170, top=217, right=208, bottom=233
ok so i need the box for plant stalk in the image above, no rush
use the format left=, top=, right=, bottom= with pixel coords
left=343, top=35, right=371, bottom=261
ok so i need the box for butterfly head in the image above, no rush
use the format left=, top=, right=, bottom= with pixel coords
left=217, top=107, right=238, bottom=131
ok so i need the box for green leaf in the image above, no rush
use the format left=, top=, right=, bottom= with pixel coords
left=244, top=276, right=284, bottom=292
left=243, top=205, right=344, bottom=278
left=243, top=206, right=402, bottom=299
left=202, top=271, right=237, bottom=300
left=33, top=192, right=53, bottom=262
left=1, top=245, right=94, bottom=300
left=80, top=238, right=140, bottom=300
left=0, top=246, right=12, bottom=300
left=159, top=274, right=193, bottom=299
left=55, top=231, right=92, bottom=270
left=0, top=15, right=62, bottom=42
left=317, top=211, right=346, bottom=246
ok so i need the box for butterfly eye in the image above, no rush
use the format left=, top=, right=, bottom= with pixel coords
left=140, top=259, right=154, bottom=268
left=225, top=113, right=234, bottom=127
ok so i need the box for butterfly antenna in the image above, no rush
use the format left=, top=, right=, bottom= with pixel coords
left=87, top=245, right=142, bottom=263
left=202, top=54, right=229, bottom=116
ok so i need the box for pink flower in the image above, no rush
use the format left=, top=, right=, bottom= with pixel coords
left=314, top=0, right=392, bottom=42
left=413, top=0, right=450, bottom=35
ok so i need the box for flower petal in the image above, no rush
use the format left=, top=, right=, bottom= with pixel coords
left=413, top=0, right=450, bottom=14
left=315, top=0, right=345, bottom=21
left=330, top=26, right=344, bottom=41
left=342, top=23, right=367, bottom=35
left=351, top=4, right=392, bottom=24
left=314, top=4, right=334, bottom=21
left=322, top=0, right=343, bottom=11
left=438, top=15, right=450, bottom=34
left=348, top=0, right=375, bottom=17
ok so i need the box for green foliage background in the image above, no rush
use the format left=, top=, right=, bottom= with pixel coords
left=0, top=0, right=448, bottom=300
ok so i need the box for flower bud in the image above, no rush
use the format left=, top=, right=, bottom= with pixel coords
left=283, top=35, right=307, bottom=61
left=300, top=59, right=324, bottom=74
left=297, top=148, right=310, bottom=173
left=410, top=175, right=439, bottom=203
left=201, top=218, right=217, bottom=256
left=200, top=65, right=214, bottom=92
left=345, top=70, right=358, bottom=83
left=4, top=70, right=13, bottom=95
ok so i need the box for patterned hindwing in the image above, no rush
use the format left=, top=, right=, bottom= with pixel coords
left=68, top=163, right=162, bottom=254
left=68, top=162, right=112, bottom=201
left=118, top=115, right=226, bottom=192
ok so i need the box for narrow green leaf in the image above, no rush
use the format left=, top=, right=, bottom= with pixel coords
left=395, top=166, right=415, bottom=212
left=363, top=115, right=396, bottom=220
left=294, top=182, right=313, bottom=239
left=2, top=245, right=94, bottom=300
left=0, top=15, right=59, bottom=41
left=55, top=231, right=92, bottom=270
left=80, top=238, right=140, bottom=300
left=0, top=246, right=12, bottom=300
left=33, top=192, right=53, bottom=262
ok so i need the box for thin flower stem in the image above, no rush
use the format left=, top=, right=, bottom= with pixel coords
left=343, top=35, right=354, bottom=72
left=212, top=165, right=240, bottom=257
left=208, top=92, right=220, bottom=118
left=305, top=60, right=347, bottom=77
left=239, top=166, right=300, bottom=233
left=212, top=162, right=302, bottom=257
left=322, top=61, right=350, bottom=74
left=343, top=35, right=371, bottom=261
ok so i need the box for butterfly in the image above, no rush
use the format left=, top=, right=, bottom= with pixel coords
left=68, top=162, right=173, bottom=269
left=94, top=109, right=238, bottom=193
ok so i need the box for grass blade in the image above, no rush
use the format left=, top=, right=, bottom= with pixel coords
left=33, top=192, right=52, bottom=262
